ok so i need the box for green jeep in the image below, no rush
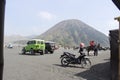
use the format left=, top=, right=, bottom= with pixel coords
left=22, top=39, right=45, bottom=55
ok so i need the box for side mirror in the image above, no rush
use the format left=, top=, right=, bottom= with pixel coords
left=27, top=42, right=29, bottom=45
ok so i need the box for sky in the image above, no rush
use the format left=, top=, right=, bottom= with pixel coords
left=5, top=0, right=120, bottom=36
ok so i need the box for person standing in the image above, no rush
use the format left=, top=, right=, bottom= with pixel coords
left=79, top=42, right=85, bottom=55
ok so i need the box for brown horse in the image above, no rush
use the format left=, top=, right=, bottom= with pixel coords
left=85, top=45, right=99, bottom=56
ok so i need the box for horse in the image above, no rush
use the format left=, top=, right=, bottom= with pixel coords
left=85, top=45, right=99, bottom=56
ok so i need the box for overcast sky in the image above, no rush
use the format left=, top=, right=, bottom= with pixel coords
left=5, top=0, right=120, bottom=36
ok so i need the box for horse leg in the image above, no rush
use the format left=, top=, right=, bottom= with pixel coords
left=87, top=50, right=90, bottom=56
left=94, top=50, right=98, bottom=56
left=94, top=51, right=96, bottom=56
left=96, top=50, right=98, bottom=56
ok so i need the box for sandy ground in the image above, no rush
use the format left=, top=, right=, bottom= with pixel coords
left=3, top=47, right=110, bottom=80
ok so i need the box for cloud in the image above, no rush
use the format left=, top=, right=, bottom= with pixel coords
left=38, top=11, right=56, bottom=20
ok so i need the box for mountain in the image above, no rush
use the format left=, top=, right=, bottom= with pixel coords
left=4, top=35, right=28, bottom=43
left=4, top=35, right=31, bottom=46
left=26, top=35, right=38, bottom=39
left=37, top=19, right=109, bottom=47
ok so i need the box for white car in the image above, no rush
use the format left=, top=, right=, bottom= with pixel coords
left=7, top=44, right=13, bottom=48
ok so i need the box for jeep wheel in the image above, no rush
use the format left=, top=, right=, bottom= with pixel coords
left=22, top=48, right=26, bottom=55
left=50, top=51, right=54, bottom=54
left=40, top=50, right=44, bottom=55
left=30, top=49, right=35, bottom=55
left=45, top=50, right=48, bottom=54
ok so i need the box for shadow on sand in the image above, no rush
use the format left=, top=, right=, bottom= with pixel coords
left=74, top=61, right=110, bottom=80
left=53, top=64, right=84, bottom=68
left=19, top=52, right=41, bottom=56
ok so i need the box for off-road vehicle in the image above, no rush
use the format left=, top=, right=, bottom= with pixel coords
left=22, top=39, right=45, bottom=55
left=45, top=41, right=55, bottom=54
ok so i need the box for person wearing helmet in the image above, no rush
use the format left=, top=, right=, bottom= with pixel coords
left=79, top=42, right=85, bottom=55
left=77, top=42, right=85, bottom=63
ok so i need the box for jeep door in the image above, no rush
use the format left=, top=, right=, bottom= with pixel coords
left=25, top=41, right=36, bottom=51
left=39, top=41, right=45, bottom=50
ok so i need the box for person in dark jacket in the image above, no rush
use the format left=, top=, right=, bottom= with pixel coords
left=79, top=43, right=85, bottom=55
left=94, top=44, right=98, bottom=56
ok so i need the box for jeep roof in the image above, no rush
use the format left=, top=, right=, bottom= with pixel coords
left=45, top=41, right=55, bottom=43
left=31, top=39, right=45, bottom=41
